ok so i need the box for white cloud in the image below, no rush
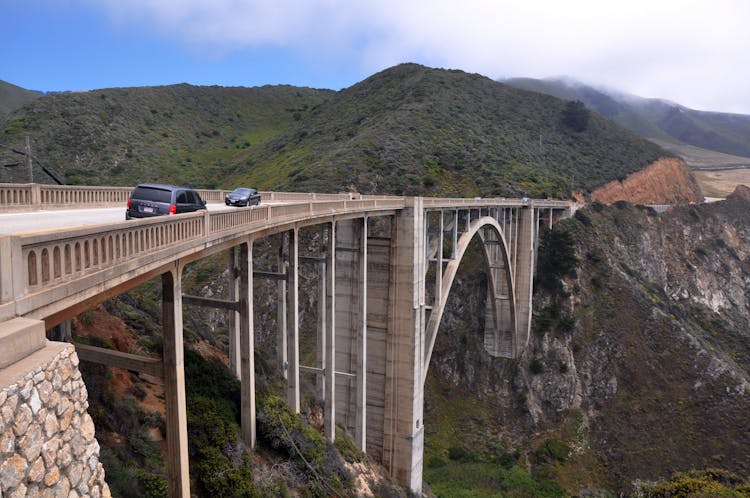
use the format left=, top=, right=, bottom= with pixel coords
left=88, top=0, right=750, bottom=113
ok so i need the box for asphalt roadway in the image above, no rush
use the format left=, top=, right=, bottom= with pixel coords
left=0, top=203, right=251, bottom=235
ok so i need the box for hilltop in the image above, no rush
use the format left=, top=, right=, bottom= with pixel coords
left=1, top=64, right=668, bottom=199
left=0, top=80, right=41, bottom=118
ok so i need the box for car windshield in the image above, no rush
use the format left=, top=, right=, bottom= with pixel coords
left=132, top=186, right=172, bottom=203
left=232, top=188, right=254, bottom=195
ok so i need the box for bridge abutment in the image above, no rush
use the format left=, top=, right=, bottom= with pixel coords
left=0, top=328, right=110, bottom=497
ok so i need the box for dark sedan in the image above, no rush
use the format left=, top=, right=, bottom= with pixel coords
left=225, top=188, right=261, bottom=207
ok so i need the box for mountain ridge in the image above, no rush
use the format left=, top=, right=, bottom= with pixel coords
left=0, top=64, right=671, bottom=200
left=504, top=76, right=750, bottom=158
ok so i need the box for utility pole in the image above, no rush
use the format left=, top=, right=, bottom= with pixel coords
left=25, top=136, right=33, bottom=182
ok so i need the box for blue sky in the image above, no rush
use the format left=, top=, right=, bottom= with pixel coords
left=3, top=0, right=750, bottom=114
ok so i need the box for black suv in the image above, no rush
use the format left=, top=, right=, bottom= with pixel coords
left=126, top=183, right=206, bottom=220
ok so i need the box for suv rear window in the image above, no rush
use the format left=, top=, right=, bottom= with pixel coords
left=132, top=186, right=172, bottom=203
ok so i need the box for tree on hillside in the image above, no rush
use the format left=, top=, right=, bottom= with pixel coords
left=561, top=100, right=590, bottom=132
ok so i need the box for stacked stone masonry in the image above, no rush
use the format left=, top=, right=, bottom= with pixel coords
left=0, top=343, right=110, bottom=498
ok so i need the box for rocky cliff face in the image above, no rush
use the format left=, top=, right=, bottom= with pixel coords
left=426, top=187, right=750, bottom=494
left=590, top=157, right=703, bottom=205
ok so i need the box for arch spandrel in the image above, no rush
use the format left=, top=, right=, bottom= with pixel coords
left=422, top=216, right=518, bottom=383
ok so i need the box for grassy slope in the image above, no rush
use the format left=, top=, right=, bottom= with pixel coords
left=1, top=83, right=332, bottom=187
left=2, top=64, right=666, bottom=199
left=229, top=64, right=666, bottom=198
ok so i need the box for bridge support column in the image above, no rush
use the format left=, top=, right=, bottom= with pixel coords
left=286, top=229, right=300, bottom=413
left=229, top=247, right=241, bottom=379
left=513, top=207, right=536, bottom=350
left=162, top=265, right=190, bottom=498
left=355, top=217, right=368, bottom=451
left=333, top=218, right=368, bottom=449
left=324, top=223, right=336, bottom=441
left=239, top=240, right=256, bottom=448
left=384, top=197, right=425, bottom=493
left=277, top=239, right=287, bottom=381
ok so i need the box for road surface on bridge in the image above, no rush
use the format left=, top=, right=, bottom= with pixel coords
left=0, top=203, right=275, bottom=235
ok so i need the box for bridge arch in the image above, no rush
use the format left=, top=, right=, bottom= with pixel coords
left=423, top=216, right=517, bottom=382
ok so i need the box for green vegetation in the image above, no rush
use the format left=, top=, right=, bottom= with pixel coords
left=79, top=361, right=169, bottom=498
left=561, top=100, right=590, bottom=132
left=536, top=224, right=579, bottom=294
left=425, top=462, right=568, bottom=498
left=635, top=468, right=750, bottom=497
left=1, top=84, right=331, bottom=187
left=256, top=392, right=353, bottom=496
left=1, top=64, right=666, bottom=199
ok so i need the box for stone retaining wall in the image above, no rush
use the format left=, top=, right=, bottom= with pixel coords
left=0, top=342, right=110, bottom=498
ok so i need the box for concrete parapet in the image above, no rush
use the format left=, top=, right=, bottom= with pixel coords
left=0, top=318, right=46, bottom=369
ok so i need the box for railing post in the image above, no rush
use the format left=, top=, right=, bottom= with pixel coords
left=0, top=236, right=24, bottom=315
left=30, top=183, right=41, bottom=209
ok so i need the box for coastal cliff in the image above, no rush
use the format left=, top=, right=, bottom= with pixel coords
left=591, top=157, right=703, bottom=204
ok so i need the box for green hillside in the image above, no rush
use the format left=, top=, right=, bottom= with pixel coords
left=505, top=76, right=750, bottom=158
left=228, top=64, right=666, bottom=197
left=1, top=83, right=333, bottom=187
left=0, top=80, right=41, bottom=118
left=2, top=65, right=666, bottom=198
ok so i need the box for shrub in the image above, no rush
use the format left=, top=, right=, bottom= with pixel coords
left=557, top=313, right=576, bottom=333
left=334, top=427, right=365, bottom=463
left=636, top=468, right=749, bottom=497
left=197, top=447, right=258, bottom=497
left=534, top=438, right=570, bottom=464
left=256, top=392, right=352, bottom=493
left=529, top=358, right=544, bottom=375
left=536, top=227, right=579, bottom=294
left=136, top=470, right=169, bottom=498
left=561, top=100, right=590, bottom=132
left=574, top=209, right=592, bottom=226
left=448, top=446, right=471, bottom=461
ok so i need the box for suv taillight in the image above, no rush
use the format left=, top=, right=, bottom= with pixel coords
left=127, top=198, right=131, bottom=208
left=169, top=204, right=176, bottom=214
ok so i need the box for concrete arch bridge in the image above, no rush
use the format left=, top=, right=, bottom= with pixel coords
left=0, top=184, right=574, bottom=496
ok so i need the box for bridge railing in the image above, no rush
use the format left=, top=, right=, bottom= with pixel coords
left=0, top=183, right=387, bottom=212
left=0, top=197, right=406, bottom=320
